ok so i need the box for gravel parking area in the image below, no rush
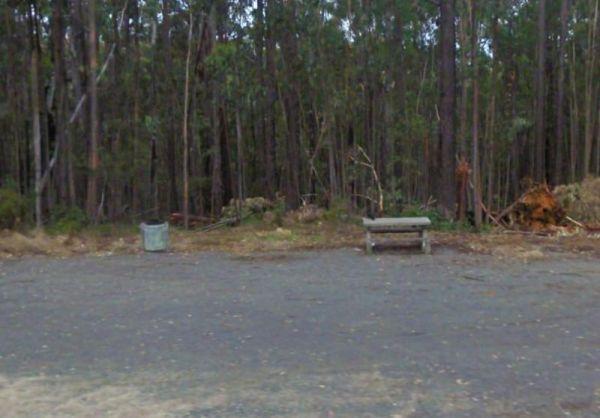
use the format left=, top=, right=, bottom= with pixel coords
left=0, top=249, right=598, bottom=417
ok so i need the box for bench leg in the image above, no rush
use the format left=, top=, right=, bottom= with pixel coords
left=365, top=230, right=373, bottom=254
left=421, top=230, right=431, bottom=254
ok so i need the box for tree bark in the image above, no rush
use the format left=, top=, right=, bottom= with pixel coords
left=86, top=0, right=100, bottom=220
left=485, top=14, right=498, bottom=212
left=264, top=0, right=278, bottom=199
left=534, top=0, right=546, bottom=182
left=210, top=100, right=223, bottom=216
left=438, top=0, right=457, bottom=217
left=161, top=0, right=179, bottom=211
left=583, top=0, right=598, bottom=175
left=235, top=106, right=245, bottom=214
left=31, top=27, right=42, bottom=229
left=280, top=0, right=302, bottom=210
left=458, top=9, right=469, bottom=159
left=554, top=0, right=569, bottom=185
left=569, top=43, right=579, bottom=181
left=182, top=10, right=193, bottom=229
left=52, top=0, right=69, bottom=204
left=470, top=0, right=482, bottom=228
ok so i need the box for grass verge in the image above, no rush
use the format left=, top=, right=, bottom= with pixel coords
left=1, top=218, right=597, bottom=259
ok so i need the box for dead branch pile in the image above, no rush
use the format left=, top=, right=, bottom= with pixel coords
left=553, top=177, right=600, bottom=225
left=501, top=184, right=566, bottom=231
left=221, top=197, right=274, bottom=219
left=169, top=213, right=213, bottom=228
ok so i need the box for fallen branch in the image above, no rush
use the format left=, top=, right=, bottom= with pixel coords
left=199, top=217, right=237, bottom=232
left=497, top=189, right=530, bottom=221
left=480, top=201, right=505, bottom=229
left=350, top=193, right=379, bottom=205
left=565, top=216, right=586, bottom=229
left=468, top=179, right=505, bottom=228
left=170, top=212, right=215, bottom=227
left=500, top=229, right=554, bottom=237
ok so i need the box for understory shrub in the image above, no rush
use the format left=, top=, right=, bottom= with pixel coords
left=48, top=205, right=87, bottom=234
left=397, top=204, right=473, bottom=231
left=0, top=186, right=27, bottom=229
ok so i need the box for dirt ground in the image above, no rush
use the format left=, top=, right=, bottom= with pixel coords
left=0, top=246, right=598, bottom=417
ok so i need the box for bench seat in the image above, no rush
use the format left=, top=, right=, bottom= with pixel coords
left=362, top=217, right=431, bottom=254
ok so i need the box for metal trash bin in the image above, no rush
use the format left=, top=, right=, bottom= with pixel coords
left=140, top=221, right=169, bottom=252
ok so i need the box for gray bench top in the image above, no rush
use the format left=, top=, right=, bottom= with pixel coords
left=362, top=217, right=431, bottom=228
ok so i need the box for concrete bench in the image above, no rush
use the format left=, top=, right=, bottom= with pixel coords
left=362, top=217, right=431, bottom=254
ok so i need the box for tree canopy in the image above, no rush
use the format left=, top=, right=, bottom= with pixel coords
left=0, top=0, right=598, bottom=226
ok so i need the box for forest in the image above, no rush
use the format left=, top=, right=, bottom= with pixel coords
left=0, top=0, right=599, bottom=230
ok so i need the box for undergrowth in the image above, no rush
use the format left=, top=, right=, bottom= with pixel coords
left=0, top=185, right=27, bottom=229
left=47, top=206, right=88, bottom=235
left=394, top=204, right=478, bottom=232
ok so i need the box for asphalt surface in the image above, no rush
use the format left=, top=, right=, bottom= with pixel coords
left=0, top=248, right=599, bottom=417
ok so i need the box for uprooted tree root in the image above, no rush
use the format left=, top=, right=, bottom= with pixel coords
left=495, top=178, right=600, bottom=234
left=503, top=184, right=566, bottom=230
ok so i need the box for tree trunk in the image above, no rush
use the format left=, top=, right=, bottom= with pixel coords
left=211, top=101, right=223, bottom=217
left=219, top=105, right=235, bottom=205
left=458, top=10, right=469, bottom=158
left=161, top=0, right=179, bottom=211
left=264, top=0, right=278, bottom=199
left=31, top=33, right=42, bottom=229
left=235, top=106, right=244, bottom=214
left=86, top=0, right=99, bottom=220
left=485, top=14, right=498, bottom=212
left=534, top=0, right=546, bottom=182
left=52, top=0, right=68, bottom=204
left=131, top=0, right=141, bottom=216
left=583, top=0, right=598, bottom=175
left=280, top=0, right=302, bottom=210
left=470, top=0, right=482, bottom=228
left=182, top=10, right=193, bottom=229
left=553, top=0, right=569, bottom=185
left=569, top=43, right=579, bottom=181
left=438, top=0, right=457, bottom=217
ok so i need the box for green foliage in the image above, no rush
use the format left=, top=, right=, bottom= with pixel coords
left=0, top=186, right=27, bottom=229
left=86, top=222, right=139, bottom=238
left=47, top=206, right=88, bottom=235
left=507, top=117, right=532, bottom=140
left=270, top=199, right=286, bottom=227
left=322, top=198, right=351, bottom=222
left=1, top=0, right=595, bottom=227
left=383, top=189, right=406, bottom=216
left=396, top=204, right=473, bottom=232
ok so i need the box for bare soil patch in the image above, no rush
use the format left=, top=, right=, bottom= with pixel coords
left=0, top=374, right=191, bottom=418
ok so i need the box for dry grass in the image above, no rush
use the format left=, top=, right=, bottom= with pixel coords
left=0, top=221, right=363, bottom=259
left=0, top=229, right=141, bottom=259
left=1, top=219, right=598, bottom=260
left=436, top=230, right=600, bottom=260
left=170, top=221, right=363, bottom=254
